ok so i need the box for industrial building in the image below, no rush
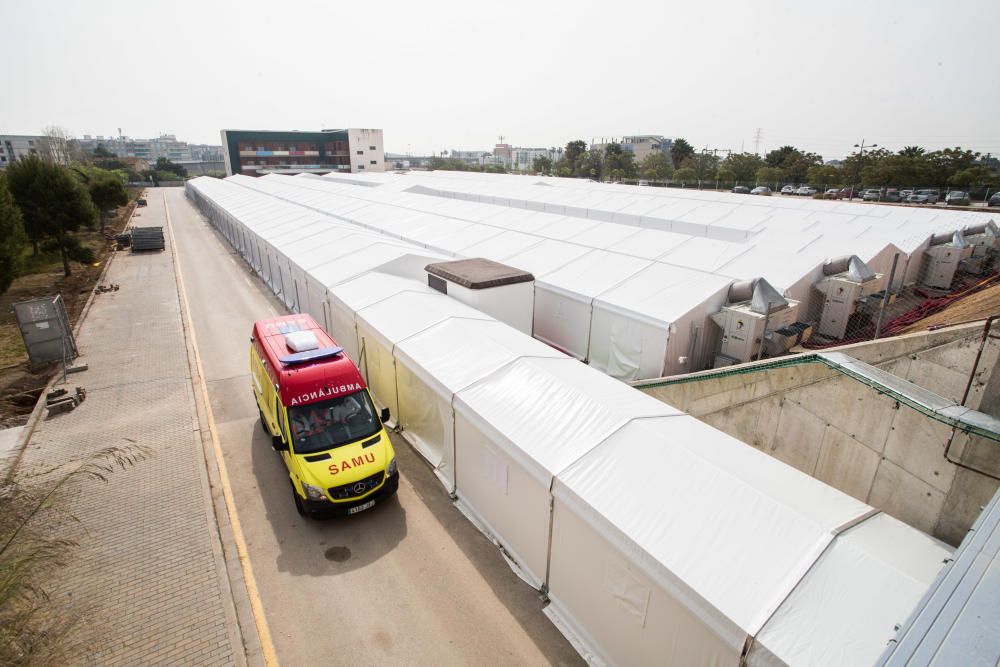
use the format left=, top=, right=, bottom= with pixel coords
left=221, top=128, right=384, bottom=177
left=184, top=174, right=963, bottom=666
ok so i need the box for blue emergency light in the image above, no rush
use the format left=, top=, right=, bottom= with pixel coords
left=279, top=346, right=344, bottom=365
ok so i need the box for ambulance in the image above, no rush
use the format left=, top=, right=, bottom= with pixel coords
left=250, top=314, right=398, bottom=517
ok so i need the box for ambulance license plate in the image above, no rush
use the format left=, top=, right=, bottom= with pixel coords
left=349, top=500, right=376, bottom=515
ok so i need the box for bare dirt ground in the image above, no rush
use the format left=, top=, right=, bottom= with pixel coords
left=0, top=202, right=136, bottom=427
left=900, top=280, right=1000, bottom=333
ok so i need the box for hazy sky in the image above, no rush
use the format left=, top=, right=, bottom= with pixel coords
left=2, top=0, right=998, bottom=159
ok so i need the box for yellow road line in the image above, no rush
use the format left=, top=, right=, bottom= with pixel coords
left=164, top=190, right=279, bottom=667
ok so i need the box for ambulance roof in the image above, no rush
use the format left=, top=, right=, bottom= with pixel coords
left=253, top=314, right=366, bottom=407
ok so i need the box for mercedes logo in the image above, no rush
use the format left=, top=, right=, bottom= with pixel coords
left=353, top=482, right=367, bottom=495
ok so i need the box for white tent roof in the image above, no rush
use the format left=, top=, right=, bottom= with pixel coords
left=594, top=263, right=733, bottom=325
left=553, top=416, right=879, bottom=640
left=453, top=357, right=680, bottom=487
left=536, top=250, right=653, bottom=299
left=354, top=291, right=493, bottom=351
left=393, top=318, right=565, bottom=400
left=751, top=512, right=950, bottom=667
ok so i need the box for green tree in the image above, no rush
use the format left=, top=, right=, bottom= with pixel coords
left=673, top=167, right=697, bottom=183
left=0, top=175, right=27, bottom=294
left=604, top=143, right=637, bottom=179
left=531, top=155, right=553, bottom=174
left=670, top=138, right=695, bottom=169
left=88, top=174, right=129, bottom=232
left=555, top=140, right=588, bottom=177
left=639, top=152, right=673, bottom=180
left=764, top=145, right=823, bottom=183
left=926, top=147, right=982, bottom=186
left=92, top=145, right=115, bottom=158
left=5, top=155, right=98, bottom=277
left=755, top=166, right=784, bottom=186
left=155, top=157, right=187, bottom=178
left=949, top=166, right=999, bottom=188
left=721, top=152, right=764, bottom=183
left=578, top=149, right=605, bottom=180
left=805, top=165, right=843, bottom=186
left=680, top=153, right=719, bottom=182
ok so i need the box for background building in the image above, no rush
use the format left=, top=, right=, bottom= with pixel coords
left=591, top=134, right=672, bottom=162
left=221, top=128, right=384, bottom=177
left=77, top=133, right=221, bottom=163
left=0, top=134, right=69, bottom=168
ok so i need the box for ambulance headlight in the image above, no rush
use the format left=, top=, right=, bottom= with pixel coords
left=386, top=457, right=398, bottom=477
left=301, top=481, right=327, bottom=502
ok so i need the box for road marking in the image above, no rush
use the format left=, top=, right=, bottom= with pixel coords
left=164, top=191, right=280, bottom=667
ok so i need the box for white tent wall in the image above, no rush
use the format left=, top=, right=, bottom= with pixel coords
left=451, top=358, right=680, bottom=590
left=531, top=283, right=594, bottom=359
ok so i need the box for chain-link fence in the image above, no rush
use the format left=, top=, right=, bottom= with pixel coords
left=793, top=225, right=1000, bottom=350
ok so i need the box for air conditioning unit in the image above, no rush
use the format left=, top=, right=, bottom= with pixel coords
left=710, top=278, right=800, bottom=365
left=923, top=231, right=973, bottom=290
left=959, top=222, right=998, bottom=275
left=814, top=256, right=882, bottom=339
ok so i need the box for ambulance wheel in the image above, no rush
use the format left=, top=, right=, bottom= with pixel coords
left=292, top=483, right=309, bottom=518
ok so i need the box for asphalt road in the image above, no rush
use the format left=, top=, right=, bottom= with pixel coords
left=164, top=188, right=581, bottom=666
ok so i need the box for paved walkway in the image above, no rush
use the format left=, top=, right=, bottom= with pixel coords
left=10, top=193, right=253, bottom=665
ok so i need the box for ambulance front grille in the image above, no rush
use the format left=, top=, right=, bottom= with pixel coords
left=329, top=471, right=384, bottom=500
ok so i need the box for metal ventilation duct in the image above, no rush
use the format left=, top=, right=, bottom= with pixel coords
left=726, top=277, right=789, bottom=314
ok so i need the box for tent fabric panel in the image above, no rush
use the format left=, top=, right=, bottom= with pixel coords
left=751, top=513, right=950, bottom=667
left=395, top=359, right=454, bottom=490
left=554, top=417, right=871, bottom=635
left=453, top=410, right=553, bottom=589
left=546, top=498, right=746, bottom=667
left=531, top=283, right=593, bottom=360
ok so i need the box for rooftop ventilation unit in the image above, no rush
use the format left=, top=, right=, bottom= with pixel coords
left=923, top=231, right=973, bottom=289
left=710, top=278, right=801, bottom=366
left=813, top=255, right=882, bottom=340
left=959, top=221, right=999, bottom=275
left=425, top=258, right=535, bottom=334
left=284, top=330, right=319, bottom=352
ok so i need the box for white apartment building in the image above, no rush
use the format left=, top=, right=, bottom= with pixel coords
left=0, top=134, right=69, bottom=168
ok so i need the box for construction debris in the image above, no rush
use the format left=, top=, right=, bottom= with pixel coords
left=46, top=386, right=86, bottom=415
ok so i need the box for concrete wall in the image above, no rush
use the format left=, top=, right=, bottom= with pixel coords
left=635, top=323, right=1000, bottom=545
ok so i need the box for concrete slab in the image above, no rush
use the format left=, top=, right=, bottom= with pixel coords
left=883, top=409, right=957, bottom=494
left=814, top=427, right=881, bottom=502
left=869, top=460, right=947, bottom=536
left=0, top=425, right=24, bottom=467
left=769, top=399, right=826, bottom=475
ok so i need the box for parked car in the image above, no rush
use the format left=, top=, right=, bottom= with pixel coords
left=732, top=185, right=750, bottom=194
left=883, top=189, right=902, bottom=203
left=750, top=186, right=772, bottom=196
left=862, top=189, right=883, bottom=201
left=637, top=179, right=649, bottom=187
left=824, top=188, right=841, bottom=199
left=989, top=192, right=1000, bottom=207
left=796, top=186, right=818, bottom=196
left=917, top=189, right=940, bottom=203
left=780, top=185, right=796, bottom=195
left=900, top=189, right=914, bottom=200
left=907, top=192, right=929, bottom=204
left=839, top=187, right=858, bottom=199
left=945, top=190, right=971, bottom=206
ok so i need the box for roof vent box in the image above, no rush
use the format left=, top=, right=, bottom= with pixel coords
left=284, top=330, right=319, bottom=352
left=425, top=258, right=535, bottom=334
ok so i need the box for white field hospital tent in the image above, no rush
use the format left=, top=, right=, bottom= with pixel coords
left=548, top=417, right=950, bottom=667
left=185, top=176, right=951, bottom=667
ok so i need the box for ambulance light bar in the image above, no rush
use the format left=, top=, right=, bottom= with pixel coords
left=279, top=346, right=344, bottom=365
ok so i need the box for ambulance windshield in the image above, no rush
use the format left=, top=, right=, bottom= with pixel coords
left=287, top=390, right=381, bottom=454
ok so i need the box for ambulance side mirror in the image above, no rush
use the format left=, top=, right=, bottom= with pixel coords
left=272, top=435, right=289, bottom=452
left=380, top=408, right=390, bottom=423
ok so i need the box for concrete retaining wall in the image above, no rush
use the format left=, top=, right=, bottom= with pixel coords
left=636, top=323, right=1000, bottom=545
